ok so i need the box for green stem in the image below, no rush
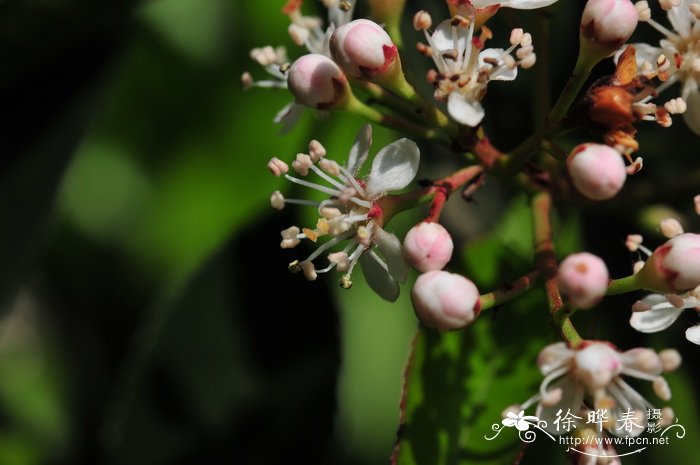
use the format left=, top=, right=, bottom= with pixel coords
left=606, top=274, right=641, bottom=296
left=351, top=78, right=417, bottom=117
left=378, top=65, right=463, bottom=140
left=479, top=271, right=541, bottom=311
left=347, top=95, right=448, bottom=143
left=497, top=49, right=597, bottom=174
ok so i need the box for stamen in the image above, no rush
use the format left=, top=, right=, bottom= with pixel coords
left=305, top=230, right=355, bottom=262
left=539, top=366, right=570, bottom=398
left=339, top=165, right=367, bottom=197
left=310, top=164, right=347, bottom=191
left=285, top=174, right=343, bottom=197
left=646, top=17, right=681, bottom=41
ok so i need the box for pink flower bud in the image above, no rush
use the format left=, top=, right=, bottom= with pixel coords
left=581, top=0, right=638, bottom=51
left=411, top=271, right=481, bottom=331
left=573, top=342, right=621, bottom=391
left=637, top=233, right=700, bottom=293
left=567, top=143, right=627, bottom=200
left=558, top=252, right=610, bottom=309
left=287, top=54, right=348, bottom=109
left=330, top=19, right=398, bottom=79
left=403, top=222, right=454, bottom=272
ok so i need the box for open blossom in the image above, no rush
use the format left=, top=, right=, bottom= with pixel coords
left=268, top=125, right=420, bottom=302
left=415, top=9, right=537, bottom=126
left=628, top=0, right=700, bottom=134
left=242, top=0, right=355, bottom=130
left=513, top=341, right=679, bottom=436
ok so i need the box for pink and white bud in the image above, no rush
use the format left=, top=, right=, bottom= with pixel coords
left=330, top=19, right=399, bottom=79
left=573, top=343, right=622, bottom=391
left=567, top=143, right=627, bottom=200
left=403, top=222, right=454, bottom=272
left=581, top=0, right=638, bottom=52
left=287, top=54, right=349, bottom=109
left=636, top=233, right=700, bottom=293
left=558, top=252, right=610, bottom=309
left=411, top=271, right=481, bottom=331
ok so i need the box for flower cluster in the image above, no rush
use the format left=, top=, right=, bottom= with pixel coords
left=246, top=1, right=700, bottom=462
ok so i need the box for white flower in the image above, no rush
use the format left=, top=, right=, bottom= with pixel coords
left=417, top=12, right=536, bottom=126
left=515, top=341, right=678, bottom=437
left=630, top=292, right=700, bottom=345
left=243, top=0, right=355, bottom=131
left=629, top=0, right=700, bottom=134
left=268, top=125, right=419, bottom=301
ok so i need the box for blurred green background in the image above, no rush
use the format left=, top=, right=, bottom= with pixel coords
left=1, top=1, right=699, bottom=464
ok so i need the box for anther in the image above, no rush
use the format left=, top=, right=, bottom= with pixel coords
left=292, top=153, right=313, bottom=176
left=340, top=274, right=353, bottom=289
left=271, top=191, right=286, bottom=210
left=413, top=10, right=432, bottom=31
left=267, top=157, right=290, bottom=177
left=288, top=260, right=302, bottom=273
left=636, top=1, right=651, bottom=21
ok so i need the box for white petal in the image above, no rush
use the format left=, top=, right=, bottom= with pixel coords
left=360, top=250, right=400, bottom=302
left=374, top=228, right=408, bottom=283
left=629, top=295, right=684, bottom=333
left=538, top=342, right=575, bottom=375
left=364, top=138, right=420, bottom=197
left=447, top=92, right=485, bottom=127
left=685, top=325, right=700, bottom=345
left=496, top=0, right=559, bottom=9
left=479, top=48, right=518, bottom=81
left=430, top=19, right=466, bottom=54
left=347, top=124, right=372, bottom=174
left=536, top=376, right=585, bottom=435
left=682, top=85, right=700, bottom=136
left=606, top=379, right=651, bottom=438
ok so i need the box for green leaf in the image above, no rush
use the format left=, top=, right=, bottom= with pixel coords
left=394, top=290, right=560, bottom=465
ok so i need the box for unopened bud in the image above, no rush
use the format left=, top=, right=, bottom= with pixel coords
left=567, top=143, right=627, bottom=200
left=330, top=19, right=399, bottom=79
left=581, top=0, right=639, bottom=54
left=288, top=54, right=349, bottom=109
left=411, top=271, right=481, bottom=331
left=558, top=252, right=610, bottom=309
left=636, top=233, right=700, bottom=293
left=403, top=222, right=454, bottom=272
